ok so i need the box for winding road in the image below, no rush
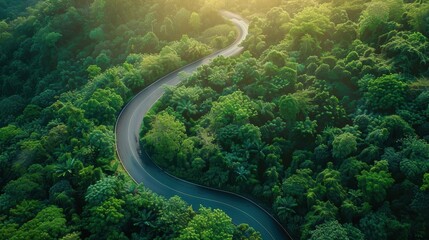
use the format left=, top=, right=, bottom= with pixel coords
left=115, top=11, right=292, bottom=240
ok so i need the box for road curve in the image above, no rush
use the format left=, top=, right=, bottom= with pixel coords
left=115, top=11, right=292, bottom=240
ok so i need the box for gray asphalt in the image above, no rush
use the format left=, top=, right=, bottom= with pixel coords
left=115, top=11, right=292, bottom=240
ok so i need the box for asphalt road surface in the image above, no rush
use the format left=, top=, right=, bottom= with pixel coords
left=115, top=11, right=292, bottom=240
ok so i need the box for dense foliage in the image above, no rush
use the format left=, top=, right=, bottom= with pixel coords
left=143, top=0, right=429, bottom=239
left=0, top=0, right=262, bottom=239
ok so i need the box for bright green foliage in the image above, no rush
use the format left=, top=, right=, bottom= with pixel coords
left=82, top=88, right=123, bottom=125
left=85, top=197, right=126, bottom=238
left=422, top=173, right=429, bottom=191
left=144, top=111, right=187, bottom=164
left=315, top=164, right=346, bottom=205
left=309, top=220, right=349, bottom=240
left=178, top=207, right=235, bottom=240
left=0, top=125, right=25, bottom=147
left=10, top=206, right=69, bottom=240
left=158, top=196, right=194, bottom=235
left=408, top=3, right=429, bottom=37
left=286, top=6, right=334, bottom=53
left=357, top=160, right=394, bottom=204
left=332, top=133, right=357, bottom=159
left=85, top=176, right=123, bottom=206
left=358, top=1, right=390, bottom=43
left=189, top=12, right=202, bottom=32
left=209, top=91, right=256, bottom=129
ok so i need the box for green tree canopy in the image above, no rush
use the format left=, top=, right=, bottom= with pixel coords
left=357, top=160, right=394, bottom=204
left=143, top=111, right=187, bottom=165
left=177, top=207, right=235, bottom=240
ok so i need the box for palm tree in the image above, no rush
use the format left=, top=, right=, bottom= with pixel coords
left=176, top=99, right=197, bottom=118
left=103, top=162, right=119, bottom=175
left=133, top=209, right=156, bottom=233
left=274, top=196, right=298, bottom=222
left=235, top=166, right=250, bottom=183
left=55, top=158, right=79, bottom=178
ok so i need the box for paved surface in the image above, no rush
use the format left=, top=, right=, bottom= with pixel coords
left=115, top=11, right=292, bottom=240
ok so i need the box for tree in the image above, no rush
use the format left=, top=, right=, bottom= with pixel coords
left=332, top=133, right=357, bottom=159
left=88, top=125, right=115, bottom=164
left=263, top=7, right=290, bottom=43
left=85, top=197, right=126, bottom=239
left=0, top=125, right=25, bottom=148
left=399, top=137, right=429, bottom=183
left=282, top=169, right=315, bottom=205
left=286, top=6, right=334, bottom=52
left=3, top=168, right=45, bottom=203
left=303, top=200, right=339, bottom=239
left=339, top=158, right=368, bottom=187
left=358, top=1, right=390, bottom=43
left=9, top=200, right=44, bottom=225
left=176, top=99, right=197, bottom=118
left=209, top=91, right=256, bottom=129
left=128, top=32, right=160, bottom=54
left=359, top=204, right=410, bottom=240
left=300, top=34, right=321, bottom=58
left=85, top=176, right=123, bottom=206
left=189, top=12, right=202, bottom=32
left=309, top=220, right=349, bottom=240
left=315, top=164, right=346, bottom=205
left=233, top=223, right=262, bottom=240
left=408, top=3, right=429, bottom=37
left=54, top=158, right=82, bottom=179
left=87, top=65, right=102, bottom=79
left=381, top=115, right=415, bottom=142
left=334, top=21, right=358, bottom=46
left=274, top=196, right=298, bottom=222
left=177, top=207, right=235, bottom=240
left=357, top=160, right=394, bottom=204
left=158, top=196, right=194, bottom=237
left=422, top=173, right=429, bottom=191
left=143, top=111, right=187, bottom=165
left=381, top=31, right=429, bottom=74
left=10, top=206, right=69, bottom=240
left=89, top=26, right=104, bottom=41
left=279, top=94, right=300, bottom=122
left=82, top=88, right=123, bottom=125
left=363, top=74, right=408, bottom=112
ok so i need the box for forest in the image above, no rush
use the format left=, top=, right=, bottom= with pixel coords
left=0, top=0, right=259, bottom=239
left=142, top=0, right=429, bottom=239
left=1, top=0, right=428, bottom=239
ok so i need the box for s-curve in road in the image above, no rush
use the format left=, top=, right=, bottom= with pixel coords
left=115, top=11, right=292, bottom=240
